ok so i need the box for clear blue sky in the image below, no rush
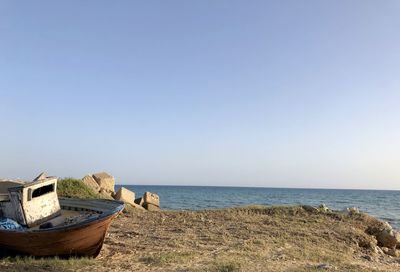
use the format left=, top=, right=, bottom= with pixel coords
left=1, top=1, right=399, bottom=189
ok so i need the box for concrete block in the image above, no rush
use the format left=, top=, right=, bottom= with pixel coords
left=114, top=187, right=135, bottom=205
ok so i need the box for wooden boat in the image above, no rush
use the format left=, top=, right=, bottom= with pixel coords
left=0, top=175, right=124, bottom=257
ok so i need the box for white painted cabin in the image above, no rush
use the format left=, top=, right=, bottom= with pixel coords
left=0, top=177, right=61, bottom=227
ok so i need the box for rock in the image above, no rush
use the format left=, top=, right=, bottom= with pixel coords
left=358, top=236, right=377, bottom=250
left=134, top=197, right=143, bottom=205
left=82, top=175, right=100, bottom=192
left=92, top=172, right=115, bottom=193
left=347, top=207, right=360, bottom=215
left=99, top=189, right=114, bottom=200
left=122, top=203, right=146, bottom=215
left=126, top=203, right=146, bottom=211
left=383, top=221, right=393, bottom=231
left=382, top=246, right=400, bottom=257
left=114, top=187, right=135, bottom=205
left=316, top=263, right=335, bottom=270
left=367, top=221, right=393, bottom=235
left=302, top=205, right=318, bottom=213
left=366, top=222, right=398, bottom=249
left=318, top=203, right=329, bottom=212
left=362, top=255, right=373, bottom=261
left=142, top=192, right=160, bottom=207
left=33, top=172, right=47, bottom=181
left=387, top=248, right=400, bottom=257
left=375, top=229, right=400, bottom=249
left=373, top=246, right=384, bottom=255
left=143, top=203, right=160, bottom=211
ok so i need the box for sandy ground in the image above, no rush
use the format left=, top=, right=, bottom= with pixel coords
left=1, top=205, right=400, bottom=271
left=94, top=206, right=400, bottom=271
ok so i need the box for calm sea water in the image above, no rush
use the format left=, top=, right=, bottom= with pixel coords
left=116, top=185, right=400, bottom=229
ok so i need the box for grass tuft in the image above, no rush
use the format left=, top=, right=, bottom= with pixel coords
left=0, top=256, right=95, bottom=272
left=212, top=260, right=242, bottom=272
left=139, top=252, right=193, bottom=266
left=57, top=178, right=100, bottom=199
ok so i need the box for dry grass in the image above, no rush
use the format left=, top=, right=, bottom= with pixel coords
left=0, top=256, right=95, bottom=272
left=1, top=205, right=400, bottom=271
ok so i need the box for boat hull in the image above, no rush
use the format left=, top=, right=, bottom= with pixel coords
left=0, top=199, right=124, bottom=257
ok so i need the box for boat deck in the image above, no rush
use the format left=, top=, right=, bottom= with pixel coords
left=30, top=209, right=100, bottom=230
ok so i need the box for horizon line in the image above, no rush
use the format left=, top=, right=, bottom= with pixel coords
left=115, top=184, right=400, bottom=192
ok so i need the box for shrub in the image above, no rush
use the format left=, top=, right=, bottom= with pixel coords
left=57, top=178, right=100, bottom=199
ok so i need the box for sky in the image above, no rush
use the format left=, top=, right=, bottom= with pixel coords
left=1, top=1, right=400, bottom=189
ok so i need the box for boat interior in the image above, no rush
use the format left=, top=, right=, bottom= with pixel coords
left=30, top=198, right=123, bottom=230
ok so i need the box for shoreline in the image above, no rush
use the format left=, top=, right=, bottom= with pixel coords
left=116, top=184, right=400, bottom=230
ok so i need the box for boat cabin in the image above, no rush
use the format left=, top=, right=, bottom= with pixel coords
left=0, top=176, right=61, bottom=228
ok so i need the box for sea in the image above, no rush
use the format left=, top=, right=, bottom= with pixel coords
left=116, top=185, right=400, bottom=229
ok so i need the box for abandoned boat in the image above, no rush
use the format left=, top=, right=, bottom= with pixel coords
left=0, top=174, right=124, bottom=257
